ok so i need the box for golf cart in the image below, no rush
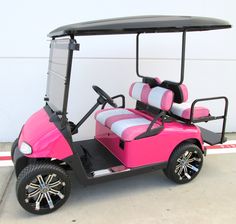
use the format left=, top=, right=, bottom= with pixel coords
left=12, top=16, right=231, bottom=214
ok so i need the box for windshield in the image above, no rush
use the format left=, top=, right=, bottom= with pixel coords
left=46, top=38, right=72, bottom=113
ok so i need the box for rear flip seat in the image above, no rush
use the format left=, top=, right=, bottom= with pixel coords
left=160, top=81, right=210, bottom=120
left=95, top=82, right=174, bottom=141
left=171, top=102, right=210, bottom=120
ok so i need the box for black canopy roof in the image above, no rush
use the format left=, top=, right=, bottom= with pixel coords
left=48, top=15, right=231, bottom=38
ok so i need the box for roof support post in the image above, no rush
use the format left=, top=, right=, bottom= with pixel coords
left=136, top=31, right=187, bottom=83
left=136, top=33, right=143, bottom=78
left=180, top=31, right=186, bottom=84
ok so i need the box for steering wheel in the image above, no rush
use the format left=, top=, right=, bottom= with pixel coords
left=92, top=85, right=117, bottom=108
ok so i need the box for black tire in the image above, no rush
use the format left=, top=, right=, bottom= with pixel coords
left=11, top=138, right=18, bottom=160
left=16, top=162, right=71, bottom=215
left=163, top=143, right=203, bottom=184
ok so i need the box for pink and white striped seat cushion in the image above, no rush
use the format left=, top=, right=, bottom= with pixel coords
left=147, top=86, right=174, bottom=111
left=171, top=102, right=210, bottom=120
left=129, top=82, right=174, bottom=111
left=129, top=82, right=151, bottom=104
left=95, top=108, right=159, bottom=141
left=95, top=83, right=173, bottom=141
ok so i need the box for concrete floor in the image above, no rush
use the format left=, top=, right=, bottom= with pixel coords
left=1, top=134, right=236, bottom=223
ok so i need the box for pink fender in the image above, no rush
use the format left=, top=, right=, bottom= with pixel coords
left=18, top=108, right=73, bottom=160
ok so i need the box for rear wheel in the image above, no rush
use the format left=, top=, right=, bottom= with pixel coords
left=163, top=143, right=203, bottom=184
left=16, top=162, right=71, bottom=215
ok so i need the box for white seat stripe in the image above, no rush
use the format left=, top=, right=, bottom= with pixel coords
left=131, top=82, right=144, bottom=101
left=96, top=109, right=134, bottom=125
left=148, top=87, right=167, bottom=109
left=171, top=102, right=192, bottom=117
left=111, top=118, right=151, bottom=137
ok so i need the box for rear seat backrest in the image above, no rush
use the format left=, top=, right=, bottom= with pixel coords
left=155, top=77, right=161, bottom=85
left=129, top=82, right=174, bottom=111
left=161, top=81, right=188, bottom=104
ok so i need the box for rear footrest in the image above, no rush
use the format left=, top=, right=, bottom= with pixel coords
left=198, top=127, right=227, bottom=145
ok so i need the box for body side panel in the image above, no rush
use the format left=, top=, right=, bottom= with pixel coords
left=95, top=117, right=203, bottom=168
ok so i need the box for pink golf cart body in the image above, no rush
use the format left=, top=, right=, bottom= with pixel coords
left=11, top=16, right=231, bottom=215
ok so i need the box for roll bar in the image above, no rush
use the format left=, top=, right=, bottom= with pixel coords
left=136, top=31, right=186, bottom=84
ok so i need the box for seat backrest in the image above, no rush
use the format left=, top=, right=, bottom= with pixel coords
left=129, top=82, right=151, bottom=104
left=161, top=81, right=188, bottom=104
left=129, top=82, right=174, bottom=111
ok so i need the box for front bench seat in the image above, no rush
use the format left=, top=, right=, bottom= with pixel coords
left=95, top=82, right=173, bottom=141
left=95, top=108, right=159, bottom=141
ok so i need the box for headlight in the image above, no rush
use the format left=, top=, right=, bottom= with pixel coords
left=20, top=142, right=32, bottom=155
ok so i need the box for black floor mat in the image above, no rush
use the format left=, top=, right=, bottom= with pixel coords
left=73, top=139, right=122, bottom=172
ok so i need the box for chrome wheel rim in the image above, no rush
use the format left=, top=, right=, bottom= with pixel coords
left=175, top=150, right=202, bottom=181
left=25, top=173, right=66, bottom=211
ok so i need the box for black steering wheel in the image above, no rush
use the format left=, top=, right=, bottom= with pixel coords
left=92, top=85, right=117, bottom=108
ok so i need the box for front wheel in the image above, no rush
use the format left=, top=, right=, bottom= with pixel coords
left=11, top=138, right=18, bottom=160
left=16, top=162, right=71, bottom=215
left=163, top=143, right=203, bottom=184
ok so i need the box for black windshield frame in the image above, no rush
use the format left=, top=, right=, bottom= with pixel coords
left=45, top=38, right=79, bottom=123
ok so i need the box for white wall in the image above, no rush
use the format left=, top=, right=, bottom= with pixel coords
left=0, top=0, right=235, bottom=141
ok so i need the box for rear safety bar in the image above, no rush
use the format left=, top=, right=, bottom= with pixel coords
left=190, top=96, right=228, bottom=144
